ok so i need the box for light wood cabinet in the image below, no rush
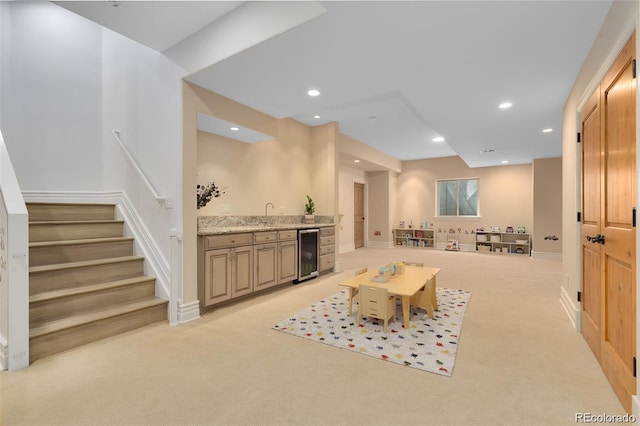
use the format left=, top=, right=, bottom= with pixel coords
left=231, top=245, right=253, bottom=297
left=319, top=226, right=336, bottom=272
left=203, top=248, right=233, bottom=306
left=199, top=226, right=333, bottom=309
left=278, top=231, right=298, bottom=283
left=200, top=234, right=254, bottom=306
left=254, top=242, right=278, bottom=290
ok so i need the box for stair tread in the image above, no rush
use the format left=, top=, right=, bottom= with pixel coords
left=30, top=275, right=156, bottom=303
left=30, top=255, right=145, bottom=273
left=30, top=236, right=133, bottom=248
left=29, top=220, right=124, bottom=225
left=30, top=297, right=168, bottom=338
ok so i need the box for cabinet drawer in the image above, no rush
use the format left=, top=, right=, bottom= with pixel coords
left=254, top=232, right=277, bottom=243
left=320, top=245, right=335, bottom=256
left=205, top=233, right=252, bottom=249
left=320, top=254, right=335, bottom=271
left=320, top=227, right=335, bottom=237
left=278, top=230, right=297, bottom=241
left=320, top=236, right=335, bottom=247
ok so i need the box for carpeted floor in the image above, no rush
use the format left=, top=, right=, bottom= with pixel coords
left=0, top=247, right=627, bottom=425
left=273, top=288, right=471, bottom=376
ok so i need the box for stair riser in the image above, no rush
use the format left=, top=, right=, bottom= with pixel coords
left=30, top=222, right=124, bottom=242
left=30, top=281, right=156, bottom=327
left=30, top=303, right=167, bottom=363
left=30, top=259, right=145, bottom=295
left=27, top=203, right=115, bottom=222
left=30, top=240, right=134, bottom=267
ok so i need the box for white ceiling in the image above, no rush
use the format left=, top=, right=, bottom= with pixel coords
left=56, top=1, right=613, bottom=170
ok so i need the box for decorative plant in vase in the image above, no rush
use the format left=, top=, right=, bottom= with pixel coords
left=197, top=181, right=226, bottom=209
left=304, top=195, right=315, bottom=224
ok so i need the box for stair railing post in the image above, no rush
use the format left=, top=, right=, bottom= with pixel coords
left=169, top=228, right=182, bottom=326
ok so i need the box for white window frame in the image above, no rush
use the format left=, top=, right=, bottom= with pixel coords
left=436, top=178, right=480, bottom=218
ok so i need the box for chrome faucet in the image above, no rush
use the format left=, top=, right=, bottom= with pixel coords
left=263, top=202, right=274, bottom=225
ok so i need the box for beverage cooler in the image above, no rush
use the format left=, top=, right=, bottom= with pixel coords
left=297, top=229, right=319, bottom=282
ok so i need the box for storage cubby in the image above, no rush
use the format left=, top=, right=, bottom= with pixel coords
left=475, top=231, right=530, bottom=255
left=393, top=228, right=435, bottom=248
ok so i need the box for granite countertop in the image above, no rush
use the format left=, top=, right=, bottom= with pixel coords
left=198, top=222, right=334, bottom=236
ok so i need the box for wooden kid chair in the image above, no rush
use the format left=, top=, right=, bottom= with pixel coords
left=348, top=267, right=367, bottom=315
left=358, top=284, right=396, bottom=332
left=404, top=261, right=437, bottom=318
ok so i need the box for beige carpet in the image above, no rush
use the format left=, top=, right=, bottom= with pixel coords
left=1, top=247, right=626, bottom=425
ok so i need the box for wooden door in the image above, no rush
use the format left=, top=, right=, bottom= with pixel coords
left=581, top=33, right=636, bottom=413
left=354, top=182, right=365, bottom=249
left=581, top=88, right=602, bottom=359
left=600, top=34, right=636, bottom=412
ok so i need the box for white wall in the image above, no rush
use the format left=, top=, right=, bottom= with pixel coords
left=0, top=2, right=184, bottom=294
left=1, top=3, right=103, bottom=189
left=101, top=26, right=184, bottom=262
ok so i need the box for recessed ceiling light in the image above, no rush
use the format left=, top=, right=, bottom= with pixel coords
left=314, top=115, right=321, bottom=119
left=501, top=160, right=509, bottom=164
left=542, top=128, right=553, bottom=133
left=498, top=102, right=513, bottom=109
left=354, top=159, right=361, bottom=163
left=230, top=127, right=239, bottom=131
left=307, top=89, right=320, bottom=97
left=432, top=136, right=445, bottom=142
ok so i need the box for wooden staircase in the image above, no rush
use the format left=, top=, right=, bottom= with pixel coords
left=27, top=202, right=168, bottom=363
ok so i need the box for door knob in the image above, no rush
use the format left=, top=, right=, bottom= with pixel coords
left=586, top=234, right=605, bottom=244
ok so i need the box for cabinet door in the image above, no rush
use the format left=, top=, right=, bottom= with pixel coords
left=203, top=248, right=232, bottom=306
left=278, top=240, right=298, bottom=283
left=254, top=243, right=278, bottom=290
left=232, top=246, right=253, bottom=297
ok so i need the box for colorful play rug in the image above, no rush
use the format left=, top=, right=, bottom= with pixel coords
left=273, top=288, right=471, bottom=376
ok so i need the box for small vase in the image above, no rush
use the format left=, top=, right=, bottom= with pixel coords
left=304, top=214, right=315, bottom=224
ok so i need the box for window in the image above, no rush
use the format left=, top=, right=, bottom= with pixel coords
left=437, top=178, right=479, bottom=217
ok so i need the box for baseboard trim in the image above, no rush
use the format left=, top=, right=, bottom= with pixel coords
left=0, top=336, right=7, bottom=371
left=178, top=300, right=201, bottom=324
left=559, top=285, right=579, bottom=331
left=367, top=241, right=394, bottom=249
left=532, top=251, right=562, bottom=260
left=22, top=190, right=171, bottom=304
left=339, top=243, right=355, bottom=253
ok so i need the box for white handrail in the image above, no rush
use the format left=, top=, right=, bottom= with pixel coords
left=0, top=129, right=29, bottom=370
left=110, top=130, right=172, bottom=209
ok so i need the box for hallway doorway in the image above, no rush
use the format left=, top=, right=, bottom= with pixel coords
left=354, top=182, right=364, bottom=249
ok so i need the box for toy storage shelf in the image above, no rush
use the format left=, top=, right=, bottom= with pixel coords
left=393, top=228, right=435, bottom=248
left=475, top=231, right=530, bottom=255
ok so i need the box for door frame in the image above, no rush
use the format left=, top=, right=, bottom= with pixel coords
left=575, top=24, right=639, bottom=410
left=353, top=178, right=367, bottom=249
